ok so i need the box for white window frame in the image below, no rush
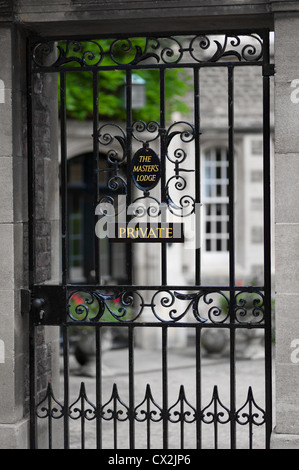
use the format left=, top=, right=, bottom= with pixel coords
left=202, top=147, right=229, bottom=253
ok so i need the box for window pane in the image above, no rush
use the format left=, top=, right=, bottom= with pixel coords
left=203, top=148, right=229, bottom=253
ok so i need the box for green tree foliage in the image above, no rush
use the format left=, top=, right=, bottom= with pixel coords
left=58, top=38, right=191, bottom=122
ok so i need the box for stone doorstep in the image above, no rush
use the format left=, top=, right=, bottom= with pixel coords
left=0, top=418, right=29, bottom=449
left=271, top=428, right=299, bottom=449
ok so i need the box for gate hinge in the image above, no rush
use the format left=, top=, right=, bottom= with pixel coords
left=263, top=64, right=275, bottom=77
left=21, top=289, right=31, bottom=314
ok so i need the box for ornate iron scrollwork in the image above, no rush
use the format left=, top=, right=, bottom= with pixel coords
left=96, top=119, right=196, bottom=218
left=69, top=382, right=96, bottom=421
left=134, top=384, right=163, bottom=423
left=201, top=385, right=230, bottom=425
left=36, top=382, right=64, bottom=420
left=67, top=288, right=264, bottom=325
left=168, top=385, right=196, bottom=424
left=31, top=34, right=264, bottom=69
left=35, top=381, right=266, bottom=449
left=236, top=386, right=265, bottom=427
left=101, top=383, right=129, bottom=422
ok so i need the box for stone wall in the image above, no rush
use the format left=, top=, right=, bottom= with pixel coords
left=271, top=12, right=299, bottom=448
left=0, top=24, right=29, bottom=448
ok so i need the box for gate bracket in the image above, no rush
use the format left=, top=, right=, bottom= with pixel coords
left=21, top=289, right=31, bottom=314
left=263, top=64, right=275, bottom=77
left=31, top=285, right=67, bottom=325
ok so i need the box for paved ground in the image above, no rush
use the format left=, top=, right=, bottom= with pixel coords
left=51, top=346, right=273, bottom=450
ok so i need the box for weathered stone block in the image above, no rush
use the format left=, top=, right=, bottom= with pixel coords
left=275, top=223, right=299, bottom=294
left=275, top=294, right=299, bottom=364
left=0, top=419, right=29, bottom=449
left=275, top=153, right=299, bottom=224
left=275, top=363, right=299, bottom=435
left=0, top=157, right=13, bottom=222
left=0, top=224, right=14, bottom=290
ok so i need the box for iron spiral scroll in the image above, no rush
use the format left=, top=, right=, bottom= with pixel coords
left=67, top=287, right=265, bottom=325
left=95, top=120, right=197, bottom=218
left=31, top=33, right=264, bottom=69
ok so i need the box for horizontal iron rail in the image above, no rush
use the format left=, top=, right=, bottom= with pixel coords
left=29, top=28, right=270, bottom=42
left=31, top=62, right=265, bottom=74
left=33, top=284, right=264, bottom=291
left=62, top=321, right=265, bottom=329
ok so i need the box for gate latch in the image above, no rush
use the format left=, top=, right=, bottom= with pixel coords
left=20, top=289, right=45, bottom=320
left=32, top=297, right=46, bottom=320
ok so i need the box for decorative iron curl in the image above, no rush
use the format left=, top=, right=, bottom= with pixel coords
left=201, top=386, right=230, bottom=425
left=134, top=384, right=163, bottom=423
left=168, top=385, right=196, bottom=424
left=166, top=121, right=196, bottom=147
left=67, top=290, right=144, bottom=323
left=32, top=40, right=105, bottom=68
left=97, top=124, right=127, bottom=165
left=189, top=33, right=263, bottom=63
left=131, top=195, right=162, bottom=218
left=164, top=122, right=196, bottom=216
left=107, top=175, right=127, bottom=194
left=32, top=41, right=56, bottom=67
left=236, top=387, right=265, bottom=427
left=101, top=383, right=129, bottom=422
left=165, top=176, right=195, bottom=217
left=109, top=38, right=160, bottom=65
left=201, top=291, right=230, bottom=323
left=235, top=290, right=265, bottom=324
left=132, top=120, right=160, bottom=144
left=160, top=36, right=184, bottom=64
left=36, top=382, right=64, bottom=420
left=69, top=382, right=96, bottom=421
left=151, top=290, right=177, bottom=322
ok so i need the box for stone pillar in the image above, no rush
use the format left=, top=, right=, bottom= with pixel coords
left=0, top=25, right=29, bottom=448
left=271, top=12, right=299, bottom=448
left=0, top=24, right=61, bottom=449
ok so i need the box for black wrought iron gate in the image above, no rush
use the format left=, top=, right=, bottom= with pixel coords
left=27, top=30, right=274, bottom=450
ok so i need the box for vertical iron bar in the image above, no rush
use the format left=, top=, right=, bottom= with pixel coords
left=194, top=67, right=202, bottom=450
left=262, top=30, right=273, bottom=450
left=62, top=325, right=70, bottom=449
left=128, top=326, right=135, bottom=449
left=81, top=389, right=85, bottom=449
left=146, top=385, right=151, bottom=450
left=113, top=387, right=118, bottom=449
left=194, top=67, right=201, bottom=285
left=195, top=327, right=202, bottom=449
left=160, top=68, right=167, bottom=286
left=96, top=326, right=102, bottom=449
left=228, top=65, right=236, bottom=449
left=248, top=398, right=253, bottom=450
left=27, top=38, right=37, bottom=449
left=214, top=395, right=218, bottom=449
left=126, top=70, right=134, bottom=448
left=126, top=70, right=133, bottom=284
left=48, top=391, right=53, bottom=449
left=94, top=70, right=102, bottom=449
left=162, top=326, right=168, bottom=449
left=93, top=71, right=100, bottom=284
left=180, top=393, right=184, bottom=449
left=60, top=71, right=70, bottom=448
left=60, top=71, right=68, bottom=285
